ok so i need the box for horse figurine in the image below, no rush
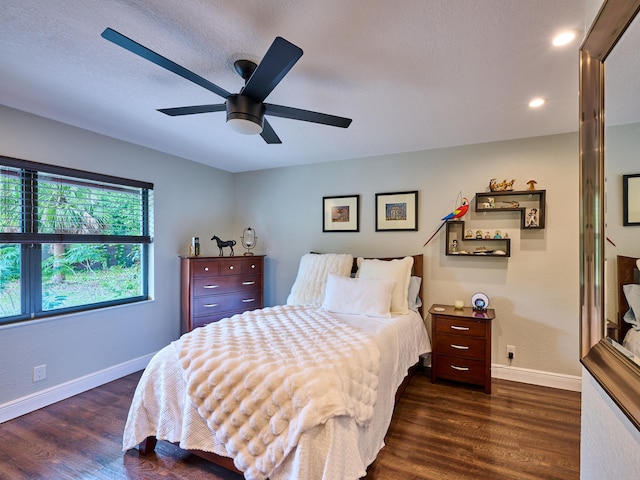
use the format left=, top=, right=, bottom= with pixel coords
left=211, top=235, right=236, bottom=256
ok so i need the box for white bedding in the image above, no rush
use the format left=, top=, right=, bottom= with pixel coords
left=623, top=327, right=640, bottom=359
left=122, top=305, right=430, bottom=479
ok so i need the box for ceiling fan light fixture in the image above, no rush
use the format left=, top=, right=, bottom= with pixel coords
left=227, top=116, right=263, bottom=135
left=226, top=94, right=264, bottom=135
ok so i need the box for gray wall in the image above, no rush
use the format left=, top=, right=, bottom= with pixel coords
left=580, top=367, right=640, bottom=479
left=0, top=105, right=235, bottom=404
left=234, top=133, right=581, bottom=377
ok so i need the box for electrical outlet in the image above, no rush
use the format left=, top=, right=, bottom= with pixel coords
left=506, top=345, right=515, bottom=359
left=33, top=364, right=47, bottom=382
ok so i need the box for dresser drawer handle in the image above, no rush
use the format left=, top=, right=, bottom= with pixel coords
left=228, top=265, right=234, bottom=270
left=242, top=281, right=255, bottom=285
left=203, top=303, right=218, bottom=308
left=251, top=264, right=256, bottom=269
left=203, top=285, right=219, bottom=289
left=450, top=325, right=470, bottom=331
left=242, top=298, right=255, bottom=303
left=450, top=365, right=470, bottom=371
left=451, top=344, right=470, bottom=350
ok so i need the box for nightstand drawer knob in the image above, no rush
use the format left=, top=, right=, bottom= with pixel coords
left=451, top=344, right=470, bottom=350
left=450, top=325, right=470, bottom=331
left=450, top=365, right=470, bottom=371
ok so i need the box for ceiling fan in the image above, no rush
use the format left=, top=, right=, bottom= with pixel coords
left=101, top=28, right=352, bottom=144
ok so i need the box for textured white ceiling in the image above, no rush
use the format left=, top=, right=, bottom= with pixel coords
left=1, top=0, right=585, bottom=172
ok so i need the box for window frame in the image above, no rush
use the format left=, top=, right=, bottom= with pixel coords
left=0, top=155, right=153, bottom=324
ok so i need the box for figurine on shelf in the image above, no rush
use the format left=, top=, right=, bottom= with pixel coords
left=527, top=179, right=538, bottom=190
left=525, top=208, right=539, bottom=227
left=465, top=230, right=473, bottom=239
left=504, top=232, right=509, bottom=239
left=484, top=231, right=491, bottom=239
left=489, top=178, right=515, bottom=192
left=481, top=197, right=495, bottom=209
left=451, top=239, right=458, bottom=253
left=475, top=230, right=483, bottom=239
left=494, top=230, right=502, bottom=239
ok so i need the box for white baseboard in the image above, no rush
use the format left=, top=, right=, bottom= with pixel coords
left=492, top=364, right=582, bottom=392
left=0, top=353, right=155, bottom=424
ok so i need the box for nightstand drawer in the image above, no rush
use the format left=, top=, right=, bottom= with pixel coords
left=435, top=316, right=486, bottom=337
left=433, top=354, right=486, bottom=385
left=434, top=333, right=485, bottom=358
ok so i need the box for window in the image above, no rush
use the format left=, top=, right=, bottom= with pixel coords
left=0, top=155, right=153, bottom=324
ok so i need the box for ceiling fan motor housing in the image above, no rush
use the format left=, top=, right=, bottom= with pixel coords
left=226, top=94, right=265, bottom=133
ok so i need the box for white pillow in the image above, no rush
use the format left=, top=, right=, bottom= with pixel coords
left=322, top=274, right=395, bottom=318
left=357, top=256, right=413, bottom=314
left=286, top=253, right=354, bottom=306
left=622, top=284, right=640, bottom=328
left=408, top=276, right=423, bottom=312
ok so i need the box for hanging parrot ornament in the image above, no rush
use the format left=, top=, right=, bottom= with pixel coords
left=423, top=197, right=469, bottom=247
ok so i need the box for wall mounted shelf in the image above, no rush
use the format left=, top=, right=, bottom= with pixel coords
left=445, top=220, right=511, bottom=257
left=475, top=189, right=546, bottom=229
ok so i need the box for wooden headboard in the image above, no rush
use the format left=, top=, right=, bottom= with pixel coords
left=617, top=255, right=640, bottom=342
left=351, top=254, right=424, bottom=316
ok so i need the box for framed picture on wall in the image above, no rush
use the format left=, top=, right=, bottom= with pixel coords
left=323, top=195, right=360, bottom=232
left=623, top=174, right=640, bottom=225
left=375, top=190, right=418, bottom=231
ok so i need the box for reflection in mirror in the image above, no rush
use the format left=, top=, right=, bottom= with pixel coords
left=580, top=0, right=640, bottom=432
left=603, top=11, right=640, bottom=367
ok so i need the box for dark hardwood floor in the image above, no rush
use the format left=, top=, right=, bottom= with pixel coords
left=0, top=370, right=581, bottom=479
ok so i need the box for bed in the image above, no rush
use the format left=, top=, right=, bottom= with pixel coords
left=122, top=253, right=430, bottom=479
left=616, top=255, right=640, bottom=360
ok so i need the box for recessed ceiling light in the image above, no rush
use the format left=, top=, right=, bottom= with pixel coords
left=553, top=31, right=576, bottom=47
left=529, top=98, right=545, bottom=108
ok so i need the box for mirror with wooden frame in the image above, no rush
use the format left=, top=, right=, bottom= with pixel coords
left=580, top=0, right=640, bottom=430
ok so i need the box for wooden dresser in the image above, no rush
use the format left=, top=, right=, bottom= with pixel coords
left=429, top=304, right=495, bottom=394
left=180, top=256, right=265, bottom=334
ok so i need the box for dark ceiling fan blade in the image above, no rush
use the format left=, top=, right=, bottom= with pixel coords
left=265, top=103, right=352, bottom=128
left=157, top=104, right=226, bottom=116
left=101, top=28, right=231, bottom=99
left=241, top=37, right=303, bottom=102
left=260, top=119, right=282, bottom=144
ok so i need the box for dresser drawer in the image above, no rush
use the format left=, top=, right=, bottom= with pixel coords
left=193, top=292, right=262, bottom=317
left=190, top=259, right=220, bottom=277
left=434, top=333, right=486, bottom=359
left=219, top=258, right=263, bottom=276
left=433, top=354, right=486, bottom=385
left=192, top=274, right=262, bottom=296
left=191, top=313, right=229, bottom=329
left=435, top=316, right=486, bottom=337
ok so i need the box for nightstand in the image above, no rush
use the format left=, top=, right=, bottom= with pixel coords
left=429, top=304, right=495, bottom=394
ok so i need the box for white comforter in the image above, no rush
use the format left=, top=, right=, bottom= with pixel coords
left=123, top=305, right=430, bottom=479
